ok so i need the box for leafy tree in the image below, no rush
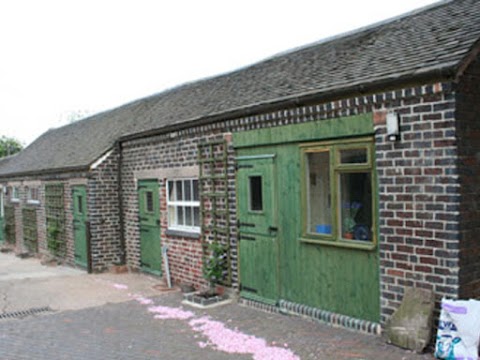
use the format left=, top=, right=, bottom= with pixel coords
left=0, top=136, right=23, bottom=158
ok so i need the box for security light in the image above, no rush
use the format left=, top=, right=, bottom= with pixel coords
left=386, top=111, right=400, bottom=141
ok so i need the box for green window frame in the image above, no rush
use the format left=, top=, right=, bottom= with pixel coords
left=300, top=137, right=376, bottom=249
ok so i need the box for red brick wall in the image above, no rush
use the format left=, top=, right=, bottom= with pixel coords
left=456, top=55, right=480, bottom=299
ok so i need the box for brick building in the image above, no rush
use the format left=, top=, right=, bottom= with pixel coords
left=0, top=0, right=478, bottom=331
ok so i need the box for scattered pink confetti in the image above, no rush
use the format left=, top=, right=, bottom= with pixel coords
left=148, top=305, right=194, bottom=320
left=113, top=283, right=128, bottom=290
left=189, top=316, right=299, bottom=360
left=198, top=341, right=208, bottom=348
left=134, top=297, right=154, bottom=305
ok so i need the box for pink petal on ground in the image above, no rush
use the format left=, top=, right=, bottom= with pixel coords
left=135, top=297, right=154, bottom=305
left=148, top=305, right=194, bottom=320
left=188, top=316, right=299, bottom=360
left=113, top=283, right=128, bottom=290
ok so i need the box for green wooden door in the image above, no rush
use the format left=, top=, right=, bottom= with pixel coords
left=236, top=155, right=279, bottom=305
left=0, top=190, right=4, bottom=243
left=138, top=179, right=162, bottom=276
left=72, top=186, right=88, bottom=267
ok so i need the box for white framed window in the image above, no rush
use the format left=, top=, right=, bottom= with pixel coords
left=167, top=178, right=200, bottom=232
left=10, top=186, right=20, bottom=202
left=27, top=186, right=40, bottom=205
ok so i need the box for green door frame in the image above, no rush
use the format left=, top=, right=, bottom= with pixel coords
left=137, top=179, right=162, bottom=276
left=72, top=185, right=88, bottom=268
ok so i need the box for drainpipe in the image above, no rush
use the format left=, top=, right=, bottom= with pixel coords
left=116, top=141, right=127, bottom=265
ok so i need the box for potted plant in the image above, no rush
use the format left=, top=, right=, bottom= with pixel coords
left=202, top=241, right=228, bottom=297
left=342, top=201, right=362, bottom=239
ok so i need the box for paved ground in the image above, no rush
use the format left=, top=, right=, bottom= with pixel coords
left=0, top=253, right=435, bottom=359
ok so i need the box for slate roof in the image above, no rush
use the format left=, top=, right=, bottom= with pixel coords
left=1, top=0, right=479, bottom=177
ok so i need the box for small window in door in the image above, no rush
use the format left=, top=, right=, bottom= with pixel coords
left=249, top=176, right=263, bottom=212
left=145, top=191, right=154, bottom=213
left=77, top=195, right=84, bottom=214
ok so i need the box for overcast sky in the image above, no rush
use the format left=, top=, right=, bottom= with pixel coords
left=1, top=0, right=439, bottom=146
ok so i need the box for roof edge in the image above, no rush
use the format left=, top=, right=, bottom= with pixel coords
left=120, top=64, right=457, bottom=144
left=455, top=38, right=480, bottom=82
left=0, top=165, right=91, bottom=180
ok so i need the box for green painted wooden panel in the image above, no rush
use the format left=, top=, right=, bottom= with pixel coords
left=236, top=155, right=276, bottom=236
left=138, top=179, right=162, bottom=276
left=236, top=139, right=380, bottom=322
left=233, top=113, right=373, bottom=149
left=240, top=234, right=278, bottom=304
left=72, top=185, right=88, bottom=268
left=237, top=155, right=279, bottom=303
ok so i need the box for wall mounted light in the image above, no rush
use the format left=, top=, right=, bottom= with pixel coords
left=386, top=111, right=400, bottom=141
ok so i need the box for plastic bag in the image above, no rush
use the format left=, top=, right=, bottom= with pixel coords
left=435, top=298, right=480, bottom=360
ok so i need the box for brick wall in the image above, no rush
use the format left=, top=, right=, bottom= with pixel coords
left=456, top=55, right=480, bottom=299
left=88, top=149, right=123, bottom=271
left=121, top=80, right=463, bottom=325
left=122, top=132, right=235, bottom=289
left=0, top=169, right=120, bottom=271
left=372, top=84, right=461, bottom=323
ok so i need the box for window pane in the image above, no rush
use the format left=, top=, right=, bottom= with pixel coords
left=194, top=207, right=200, bottom=226
left=176, top=180, right=183, bottom=201
left=145, top=191, right=154, bottom=213
left=249, top=176, right=263, bottom=211
left=340, top=148, right=367, bottom=164
left=339, top=172, right=372, bottom=241
left=78, top=195, right=83, bottom=214
left=185, top=206, right=192, bottom=226
left=193, top=180, right=199, bottom=201
left=184, top=179, right=192, bottom=201
left=307, top=152, right=332, bottom=234
left=168, top=181, right=175, bottom=201
left=168, top=205, right=176, bottom=225
left=31, top=188, right=38, bottom=201
left=177, top=206, right=184, bottom=226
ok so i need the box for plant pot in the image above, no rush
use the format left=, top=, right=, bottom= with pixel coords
left=343, top=232, right=354, bottom=239
left=215, top=285, right=225, bottom=296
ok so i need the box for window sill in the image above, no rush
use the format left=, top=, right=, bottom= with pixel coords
left=10, top=199, right=20, bottom=204
left=299, top=237, right=376, bottom=251
left=165, top=229, right=201, bottom=240
left=27, top=200, right=40, bottom=206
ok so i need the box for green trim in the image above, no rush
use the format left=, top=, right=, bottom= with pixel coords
left=300, top=138, right=377, bottom=248
left=299, top=237, right=376, bottom=250
left=233, top=113, right=373, bottom=148
left=235, top=154, right=276, bottom=161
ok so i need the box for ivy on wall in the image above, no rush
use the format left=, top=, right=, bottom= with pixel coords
left=45, top=184, right=65, bottom=257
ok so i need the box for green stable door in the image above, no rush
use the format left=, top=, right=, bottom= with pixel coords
left=137, top=179, right=162, bottom=276
left=72, top=186, right=88, bottom=268
left=236, top=155, right=279, bottom=305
